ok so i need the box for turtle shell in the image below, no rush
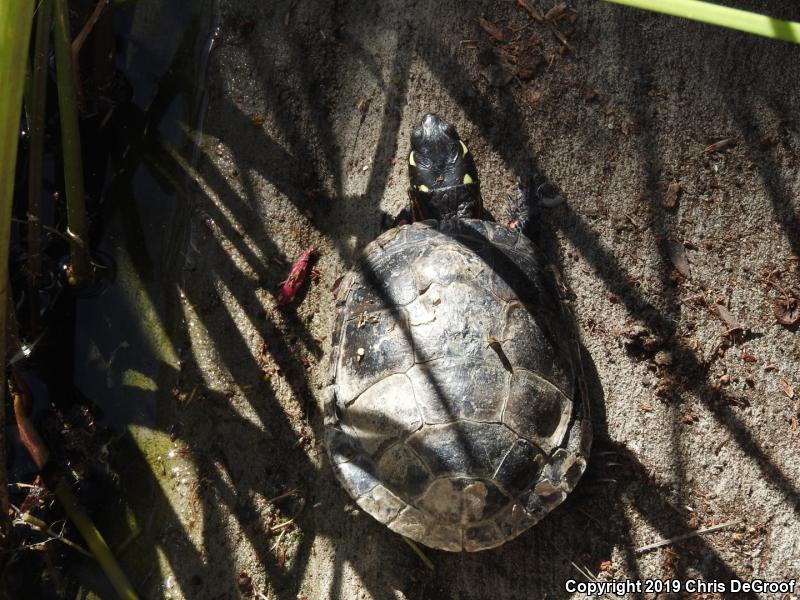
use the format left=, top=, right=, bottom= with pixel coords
left=325, top=218, right=591, bottom=551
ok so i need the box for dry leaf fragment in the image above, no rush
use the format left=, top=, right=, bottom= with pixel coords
left=742, top=349, right=757, bottom=363
left=654, top=350, right=673, bottom=366
left=715, top=304, right=743, bottom=333
left=527, top=89, right=544, bottom=103
left=759, top=131, right=778, bottom=148
left=704, top=137, right=738, bottom=154
left=478, top=17, right=506, bottom=42
left=666, top=240, right=691, bottom=278
left=355, top=97, right=371, bottom=114
left=781, top=379, right=795, bottom=399
left=583, top=87, right=599, bottom=102
left=662, top=181, right=682, bottom=208
left=516, top=0, right=544, bottom=22
left=276, top=544, right=286, bottom=566
left=774, top=296, right=800, bottom=326
left=599, top=560, right=616, bottom=573
left=545, top=2, right=568, bottom=21
left=516, top=52, right=545, bottom=80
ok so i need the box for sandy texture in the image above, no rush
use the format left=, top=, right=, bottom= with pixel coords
left=153, top=1, right=800, bottom=598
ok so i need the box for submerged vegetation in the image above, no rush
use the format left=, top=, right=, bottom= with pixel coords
left=1, top=1, right=137, bottom=597
left=1, top=0, right=213, bottom=596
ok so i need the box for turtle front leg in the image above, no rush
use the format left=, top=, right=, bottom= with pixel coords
left=508, top=179, right=562, bottom=235
left=456, top=198, right=480, bottom=220
left=507, top=184, right=535, bottom=234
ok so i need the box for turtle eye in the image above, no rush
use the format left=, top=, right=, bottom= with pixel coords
left=447, top=141, right=460, bottom=164
left=415, top=154, right=432, bottom=170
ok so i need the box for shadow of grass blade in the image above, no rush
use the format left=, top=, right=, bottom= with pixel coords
left=0, top=0, right=36, bottom=535
left=603, top=0, right=800, bottom=44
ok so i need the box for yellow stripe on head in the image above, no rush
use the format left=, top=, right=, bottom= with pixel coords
left=418, top=184, right=429, bottom=192
left=463, top=173, right=473, bottom=184
left=460, top=140, right=469, bottom=155
left=409, top=151, right=416, bottom=166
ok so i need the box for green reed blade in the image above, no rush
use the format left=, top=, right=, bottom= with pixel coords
left=603, top=0, right=800, bottom=44
left=53, top=0, right=91, bottom=284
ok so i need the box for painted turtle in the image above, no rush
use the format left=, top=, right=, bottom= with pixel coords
left=324, top=114, right=591, bottom=551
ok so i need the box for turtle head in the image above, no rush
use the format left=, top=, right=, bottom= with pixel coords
left=408, top=113, right=481, bottom=220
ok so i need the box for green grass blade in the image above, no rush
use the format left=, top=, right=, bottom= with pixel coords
left=603, top=0, right=800, bottom=44
left=54, top=481, right=140, bottom=600
left=53, top=0, right=91, bottom=284
left=0, top=0, right=37, bottom=532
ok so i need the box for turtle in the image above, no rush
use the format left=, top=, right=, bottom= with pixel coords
left=324, top=113, right=591, bottom=551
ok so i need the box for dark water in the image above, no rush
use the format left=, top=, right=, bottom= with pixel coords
left=4, top=1, right=217, bottom=597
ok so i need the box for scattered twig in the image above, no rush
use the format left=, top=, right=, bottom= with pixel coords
left=266, top=488, right=299, bottom=504
left=514, top=0, right=576, bottom=53
left=402, top=536, right=434, bottom=571
left=545, top=2, right=569, bottom=21
left=577, top=507, right=605, bottom=528
left=114, top=524, right=142, bottom=555
left=634, top=520, right=741, bottom=553
left=546, top=20, right=574, bottom=53
left=268, top=518, right=295, bottom=534
left=13, top=387, right=49, bottom=470
left=70, top=0, right=109, bottom=98
left=14, top=510, right=93, bottom=558
left=71, top=0, right=108, bottom=56
left=569, top=562, right=616, bottom=600
left=270, top=527, right=287, bottom=552
left=478, top=17, right=506, bottom=42
left=704, top=137, right=738, bottom=154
